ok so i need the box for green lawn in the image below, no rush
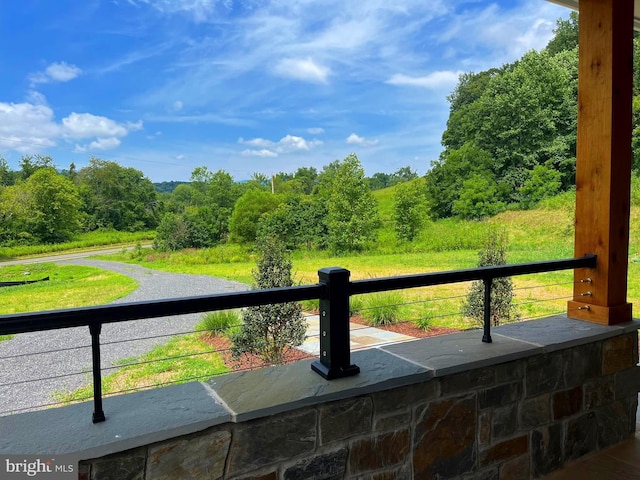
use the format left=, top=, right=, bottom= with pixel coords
left=0, top=263, right=138, bottom=315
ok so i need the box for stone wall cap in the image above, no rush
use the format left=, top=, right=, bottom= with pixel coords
left=0, top=382, right=231, bottom=458
left=209, top=348, right=431, bottom=423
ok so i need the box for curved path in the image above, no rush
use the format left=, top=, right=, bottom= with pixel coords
left=0, top=259, right=248, bottom=416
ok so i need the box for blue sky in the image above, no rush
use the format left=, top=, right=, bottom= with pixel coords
left=0, top=0, right=570, bottom=182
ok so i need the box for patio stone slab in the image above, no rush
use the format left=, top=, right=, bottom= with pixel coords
left=209, top=348, right=431, bottom=422
left=0, top=382, right=231, bottom=459
left=493, top=316, right=640, bottom=352
left=381, top=330, right=542, bottom=377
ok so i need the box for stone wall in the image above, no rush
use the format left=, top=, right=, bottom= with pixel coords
left=76, top=323, right=639, bottom=480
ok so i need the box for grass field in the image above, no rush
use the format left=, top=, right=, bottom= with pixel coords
left=0, top=230, right=155, bottom=261
left=0, top=263, right=138, bottom=315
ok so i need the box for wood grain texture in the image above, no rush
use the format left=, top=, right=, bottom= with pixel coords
left=569, top=0, right=634, bottom=324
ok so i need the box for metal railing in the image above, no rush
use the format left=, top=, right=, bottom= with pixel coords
left=0, top=254, right=596, bottom=423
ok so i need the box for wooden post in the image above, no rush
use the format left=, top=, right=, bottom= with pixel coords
left=568, top=0, right=634, bottom=324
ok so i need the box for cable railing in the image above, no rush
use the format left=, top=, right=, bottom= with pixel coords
left=0, top=254, right=596, bottom=423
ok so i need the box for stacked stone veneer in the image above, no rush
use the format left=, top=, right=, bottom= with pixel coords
left=1, top=317, right=638, bottom=480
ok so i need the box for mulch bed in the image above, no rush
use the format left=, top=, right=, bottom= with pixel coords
left=202, top=316, right=459, bottom=373
left=349, top=315, right=460, bottom=338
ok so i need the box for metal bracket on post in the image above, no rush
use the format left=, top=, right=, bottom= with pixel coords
left=482, top=277, right=493, bottom=343
left=311, top=267, right=360, bottom=380
left=89, top=322, right=106, bottom=423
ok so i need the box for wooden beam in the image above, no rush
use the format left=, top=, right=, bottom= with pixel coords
left=568, top=0, right=634, bottom=324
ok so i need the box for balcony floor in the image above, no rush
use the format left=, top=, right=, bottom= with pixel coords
left=543, top=396, right=640, bottom=479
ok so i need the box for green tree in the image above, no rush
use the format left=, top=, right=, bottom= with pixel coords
left=368, top=172, right=392, bottom=191
left=0, top=168, right=81, bottom=243
left=425, top=143, right=494, bottom=219
left=25, top=168, right=82, bottom=242
left=474, top=50, right=575, bottom=183
left=231, top=236, right=306, bottom=365
left=318, top=154, right=380, bottom=253
left=393, top=179, right=428, bottom=242
left=294, top=166, right=319, bottom=194
left=77, top=158, right=160, bottom=231
left=0, top=157, right=17, bottom=186
left=258, top=194, right=328, bottom=249
left=390, top=166, right=418, bottom=186
left=517, top=165, right=562, bottom=209
left=545, top=11, right=579, bottom=56
left=453, top=174, right=506, bottom=219
left=463, top=231, right=518, bottom=326
left=228, top=189, right=283, bottom=243
left=441, top=69, right=500, bottom=150
left=0, top=181, right=34, bottom=244
left=18, top=154, right=55, bottom=180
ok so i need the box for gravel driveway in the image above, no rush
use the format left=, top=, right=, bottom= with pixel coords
left=0, top=259, right=248, bottom=416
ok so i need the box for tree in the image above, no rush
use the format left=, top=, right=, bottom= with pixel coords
left=294, top=166, right=319, bottom=194
left=546, top=11, right=579, bottom=56
left=463, top=231, right=518, bottom=326
left=153, top=207, right=220, bottom=251
left=228, top=189, right=283, bottom=243
left=258, top=194, right=328, bottom=250
left=434, top=47, right=577, bottom=216
left=517, top=165, right=562, bottom=209
left=24, top=168, right=82, bottom=242
left=231, top=236, right=306, bottom=365
left=390, top=166, right=418, bottom=185
left=0, top=168, right=81, bottom=244
left=368, top=172, right=391, bottom=191
left=77, top=158, right=160, bottom=231
left=0, top=157, right=17, bottom=186
left=441, top=69, right=500, bottom=151
left=393, top=179, right=428, bottom=242
left=18, top=154, right=55, bottom=180
left=425, top=143, right=494, bottom=219
left=318, top=154, right=380, bottom=253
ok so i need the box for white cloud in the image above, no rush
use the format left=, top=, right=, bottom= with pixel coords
left=241, top=148, right=277, bottom=158
left=0, top=96, right=141, bottom=154
left=89, top=137, right=122, bottom=150
left=172, top=100, right=184, bottom=111
left=130, top=0, right=217, bottom=22
left=386, top=71, right=462, bottom=89
left=238, top=137, right=274, bottom=148
left=239, top=134, right=323, bottom=157
left=29, top=62, right=82, bottom=85
left=0, top=101, right=59, bottom=152
left=62, top=113, right=129, bottom=139
left=346, top=133, right=379, bottom=147
left=273, top=58, right=331, bottom=84
left=307, top=127, right=325, bottom=135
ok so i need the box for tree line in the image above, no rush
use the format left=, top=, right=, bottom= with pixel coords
left=0, top=152, right=422, bottom=253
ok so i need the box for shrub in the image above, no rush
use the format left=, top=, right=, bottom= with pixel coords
left=300, top=299, right=320, bottom=313
left=349, top=295, right=365, bottom=317
left=231, top=237, right=306, bottom=365
left=197, top=310, right=241, bottom=337
left=462, top=230, right=519, bottom=326
left=361, top=291, right=406, bottom=326
left=414, top=315, right=432, bottom=331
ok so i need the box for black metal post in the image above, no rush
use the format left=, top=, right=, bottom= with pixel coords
left=89, top=322, right=106, bottom=423
left=482, top=277, right=493, bottom=343
left=311, top=267, right=360, bottom=380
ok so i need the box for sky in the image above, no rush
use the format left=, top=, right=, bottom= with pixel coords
left=0, top=0, right=571, bottom=182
